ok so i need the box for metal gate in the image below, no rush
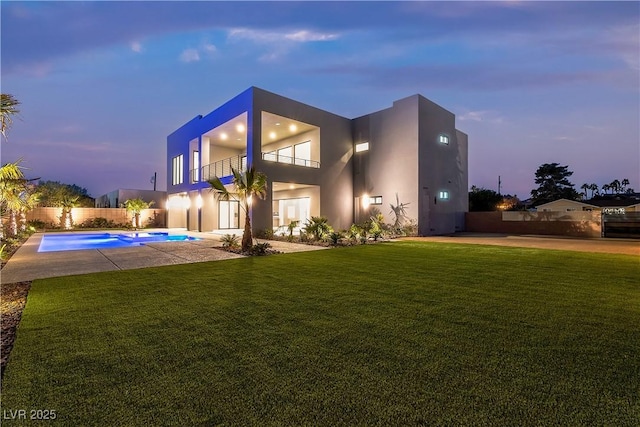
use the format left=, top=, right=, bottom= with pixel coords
left=601, top=209, right=640, bottom=239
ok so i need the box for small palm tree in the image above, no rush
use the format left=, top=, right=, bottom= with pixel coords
left=1, top=94, right=21, bottom=141
left=0, top=160, right=28, bottom=238
left=124, top=198, right=155, bottom=229
left=208, top=166, right=267, bottom=252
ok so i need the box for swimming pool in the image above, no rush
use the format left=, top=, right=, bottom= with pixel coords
left=38, top=232, right=199, bottom=253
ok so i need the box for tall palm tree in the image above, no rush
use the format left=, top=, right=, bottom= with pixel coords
left=0, top=160, right=27, bottom=238
left=588, top=183, right=599, bottom=198
left=580, top=183, right=589, bottom=200
left=1, top=94, right=21, bottom=140
left=621, top=178, right=630, bottom=193
left=609, top=179, right=621, bottom=194
left=208, top=166, right=267, bottom=252
left=602, top=184, right=610, bottom=195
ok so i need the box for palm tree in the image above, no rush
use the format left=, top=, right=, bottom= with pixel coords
left=621, top=178, right=630, bottom=193
left=208, top=166, right=267, bottom=252
left=609, top=179, right=621, bottom=194
left=588, top=183, right=599, bottom=198
left=1, top=94, right=21, bottom=140
left=601, top=184, right=610, bottom=195
left=580, top=183, right=589, bottom=200
left=124, top=198, right=155, bottom=229
left=0, top=160, right=28, bottom=238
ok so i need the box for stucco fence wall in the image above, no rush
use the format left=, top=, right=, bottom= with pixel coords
left=466, top=211, right=601, bottom=238
left=26, top=207, right=166, bottom=228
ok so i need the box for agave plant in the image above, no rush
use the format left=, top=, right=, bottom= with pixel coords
left=220, top=233, right=240, bottom=249
left=303, top=216, right=332, bottom=241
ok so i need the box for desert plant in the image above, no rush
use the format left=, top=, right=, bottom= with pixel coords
left=220, top=234, right=240, bottom=249
left=303, top=216, right=333, bottom=241
left=389, top=193, right=410, bottom=228
left=329, top=230, right=345, bottom=246
left=249, top=242, right=271, bottom=256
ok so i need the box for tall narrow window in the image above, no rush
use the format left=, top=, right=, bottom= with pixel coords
left=192, top=151, right=199, bottom=183
left=439, top=191, right=449, bottom=200
left=172, top=154, right=184, bottom=185
left=439, top=134, right=449, bottom=145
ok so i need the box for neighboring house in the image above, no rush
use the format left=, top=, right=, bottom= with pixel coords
left=95, top=189, right=167, bottom=209
left=535, top=199, right=599, bottom=212
left=535, top=196, right=640, bottom=238
left=166, top=87, right=468, bottom=236
left=535, top=196, right=640, bottom=213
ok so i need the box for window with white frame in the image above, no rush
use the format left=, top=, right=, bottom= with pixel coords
left=172, top=154, right=184, bottom=186
left=438, top=134, right=449, bottom=145
left=192, top=151, right=199, bottom=183
left=438, top=191, right=449, bottom=200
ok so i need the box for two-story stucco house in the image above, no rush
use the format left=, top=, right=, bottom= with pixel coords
left=166, top=87, right=468, bottom=236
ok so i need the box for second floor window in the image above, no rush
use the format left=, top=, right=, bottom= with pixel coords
left=172, top=154, right=184, bottom=185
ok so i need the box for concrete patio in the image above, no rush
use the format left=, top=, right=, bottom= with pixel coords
left=0, top=230, right=327, bottom=284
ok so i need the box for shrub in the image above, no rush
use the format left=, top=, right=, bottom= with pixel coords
left=329, top=230, right=345, bottom=246
left=26, top=220, right=47, bottom=230
left=303, top=216, right=333, bottom=241
left=220, top=234, right=240, bottom=249
left=249, top=242, right=271, bottom=256
left=79, top=217, right=116, bottom=229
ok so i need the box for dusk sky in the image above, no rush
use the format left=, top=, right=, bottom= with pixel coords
left=1, top=1, right=638, bottom=199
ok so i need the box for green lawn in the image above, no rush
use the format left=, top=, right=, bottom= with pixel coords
left=2, top=241, right=639, bottom=426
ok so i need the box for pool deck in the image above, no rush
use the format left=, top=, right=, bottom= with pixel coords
left=0, top=230, right=327, bottom=284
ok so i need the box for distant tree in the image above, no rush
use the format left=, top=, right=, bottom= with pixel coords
left=588, top=183, right=599, bottom=198
left=601, top=183, right=611, bottom=195
left=469, top=185, right=503, bottom=211
left=620, top=178, right=630, bottom=193
left=124, top=198, right=155, bottom=229
left=1, top=94, right=20, bottom=140
left=36, top=180, right=93, bottom=207
left=609, top=179, right=621, bottom=194
left=530, top=163, right=580, bottom=205
left=580, top=183, right=590, bottom=200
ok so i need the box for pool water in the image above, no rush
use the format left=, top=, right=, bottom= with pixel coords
left=38, top=232, right=199, bottom=253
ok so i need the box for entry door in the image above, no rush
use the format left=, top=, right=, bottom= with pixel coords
left=219, top=201, right=240, bottom=229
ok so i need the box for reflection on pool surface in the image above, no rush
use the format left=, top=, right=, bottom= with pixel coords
left=38, top=232, right=200, bottom=252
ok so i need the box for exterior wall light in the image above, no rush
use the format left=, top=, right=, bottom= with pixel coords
left=196, top=194, right=203, bottom=209
left=362, top=194, right=370, bottom=209
left=355, top=142, right=369, bottom=153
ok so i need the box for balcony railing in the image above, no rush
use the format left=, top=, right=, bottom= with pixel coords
left=197, top=155, right=247, bottom=182
left=262, top=152, right=320, bottom=168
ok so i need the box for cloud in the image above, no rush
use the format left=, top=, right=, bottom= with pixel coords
left=228, top=28, right=339, bottom=44
left=179, top=48, right=200, bottom=63
left=130, top=42, right=143, bottom=53
left=459, top=110, right=505, bottom=125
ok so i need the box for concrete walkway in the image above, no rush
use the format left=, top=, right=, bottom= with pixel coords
left=0, top=230, right=327, bottom=284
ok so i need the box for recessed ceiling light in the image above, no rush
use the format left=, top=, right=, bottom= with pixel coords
left=269, top=131, right=277, bottom=140
left=289, top=124, right=297, bottom=132
left=275, top=122, right=281, bottom=126
left=289, top=184, right=295, bottom=189
left=236, top=124, right=245, bottom=133
left=220, top=132, right=228, bottom=140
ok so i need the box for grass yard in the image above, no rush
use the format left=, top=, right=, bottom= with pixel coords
left=1, top=241, right=638, bottom=426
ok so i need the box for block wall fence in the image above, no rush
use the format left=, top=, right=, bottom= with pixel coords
left=465, top=211, right=601, bottom=238
left=26, top=208, right=166, bottom=228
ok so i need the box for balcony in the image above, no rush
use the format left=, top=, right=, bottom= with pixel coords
left=196, top=155, right=247, bottom=182
left=262, top=152, right=320, bottom=168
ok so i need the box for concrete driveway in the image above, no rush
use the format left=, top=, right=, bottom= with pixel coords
left=401, top=233, right=639, bottom=256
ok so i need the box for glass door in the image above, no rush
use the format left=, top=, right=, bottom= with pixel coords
left=219, top=200, right=240, bottom=229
